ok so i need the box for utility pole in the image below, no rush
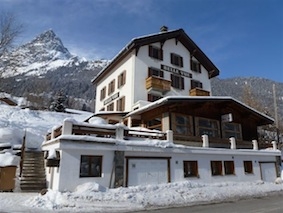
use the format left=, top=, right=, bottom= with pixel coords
left=273, top=84, right=280, bottom=145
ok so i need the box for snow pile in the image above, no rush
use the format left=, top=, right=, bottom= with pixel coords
left=25, top=181, right=283, bottom=212
left=0, top=152, right=20, bottom=167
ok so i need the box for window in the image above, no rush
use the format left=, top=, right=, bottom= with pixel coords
left=184, top=161, right=198, bottom=177
left=118, top=71, right=126, bottom=88
left=190, top=59, right=201, bottom=73
left=100, top=87, right=106, bottom=100
left=148, top=67, right=164, bottom=78
left=196, top=117, right=220, bottom=138
left=146, top=116, right=162, bottom=131
left=172, top=113, right=193, bottom=136
left=80, top=155, right=102, bottom=177
left=107, top=102, right=114, bottom=111
left=224, top=161, right=235, bottom=175
left=222, top=123, right=242, bottom=140
left=108, top=79, right=115, bottom=95
left=244, top=161, right=253, bottom=174
left=171, top=53, right=183, bottom=67
left=148, top=94, right=162, bottom=102
left=171, top=74, right=184, bottom=89
left=116, top=96, right=125, bottom=111
left=211, top=161, right=222, bottom=176
left=149, top=45, right=163, bottom=60
left=191, top=80, right=203, bottom=89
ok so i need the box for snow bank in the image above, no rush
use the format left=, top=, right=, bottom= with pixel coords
left=0, top=152, right=20, bottom=167
left=26, top=181, right=283, bottom=212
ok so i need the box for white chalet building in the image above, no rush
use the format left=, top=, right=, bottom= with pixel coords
left=92, top=26, right=219, bottom=113
left=42, top=27, right=280, bottom=192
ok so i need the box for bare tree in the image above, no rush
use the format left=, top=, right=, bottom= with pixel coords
left=0, top=11, right=24, bottom=78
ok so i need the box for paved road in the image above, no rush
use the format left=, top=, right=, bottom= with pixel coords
left=133, top=192, right=283, bottom=213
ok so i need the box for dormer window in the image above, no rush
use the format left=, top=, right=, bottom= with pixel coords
left=171, top=53, right=183, bottom=67
left=149, top=45, right=163, bottom=60
left=191, top=59, right=201, bottom=73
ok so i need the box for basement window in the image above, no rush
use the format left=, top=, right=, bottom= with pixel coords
left=184, top=161, right=198, bottom=177
left=224, top=161, right=235, bottom=175
left=211, top=161, right=222, bottom=176
left=80, top=155, right=102, bottom=177
left=244, top=161, right=253, bottom=174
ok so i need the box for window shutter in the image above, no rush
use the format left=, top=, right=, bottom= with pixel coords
left=160, top=49, right=163, bottom=60
left=198, top=63, right=201, bottom=73
left=180, top=57, right=183, bottom=67
left=181, top=77, right=184, bottom=89
left=149, top=46, right=152, bottom=57
left=170, top=53, right=173, bottom=64
left=148, top=67, right=152, bottom=77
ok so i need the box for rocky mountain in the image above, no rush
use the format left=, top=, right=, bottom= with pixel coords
left=211, top=77, right=283, bottom=126
left=0, top=30, right=108, bottom=111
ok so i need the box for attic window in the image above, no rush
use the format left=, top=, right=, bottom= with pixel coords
left=191, top=59, right=201, bottom=73
left=171, top=53, right=183, bottom=67
left=149, top=45, right=163, bottom=60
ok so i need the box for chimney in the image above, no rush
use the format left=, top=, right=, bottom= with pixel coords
left=160, top=26, right=168, bottom=33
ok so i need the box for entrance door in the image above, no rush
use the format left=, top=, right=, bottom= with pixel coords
left=260, top=162, right=277, bottom=182
left=127, top=158, right=169, bottom=186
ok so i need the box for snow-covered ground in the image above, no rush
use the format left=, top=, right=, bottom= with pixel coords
left=0, top=103, right=92, bottom=149
left=1, top=102, right=283, bottom=212
left=1, top=181, right=283, bottom=212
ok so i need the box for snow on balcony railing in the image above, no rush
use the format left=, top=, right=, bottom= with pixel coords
left=45, top=119, right=168, bottom=142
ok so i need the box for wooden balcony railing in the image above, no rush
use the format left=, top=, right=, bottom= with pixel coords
left=189, top=88, right=210, bottom=96
left=146, top=76, right=171, bottom=92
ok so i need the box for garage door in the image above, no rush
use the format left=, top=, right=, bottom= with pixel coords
left=260, top=162, right=277, bottom=182
left=127, top=158, right=170, bottom=186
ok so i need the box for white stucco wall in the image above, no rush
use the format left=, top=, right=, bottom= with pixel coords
left=43, top=139, right=280, bottom=191
left=57, top=148, right=114, bottom=191
left=95, top=52, right=135, bottom=113
left=95, top=38, right=213, bottom=113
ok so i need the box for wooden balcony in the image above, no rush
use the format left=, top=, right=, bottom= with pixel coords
left=146, top=76, right=171, bottom=93
left=189, top=88, right=210, bottom=96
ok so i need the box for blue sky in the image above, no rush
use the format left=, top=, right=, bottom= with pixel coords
left=1, top=0, right=283, bottom=82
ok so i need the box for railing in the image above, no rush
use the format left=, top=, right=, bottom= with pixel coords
left=45, top=120, right=168, bottom=142
left=145, top=76, right=171, bottom=92
left=189, top=88, right=210, bottom=96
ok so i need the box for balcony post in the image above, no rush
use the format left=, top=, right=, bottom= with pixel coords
left=252, top=140, right=258, bottom=150
left=202, top=135, right=209, bottom=148
left=62, top=120, right=73, bottom=135
left=229, top=137, right=236, bottom=149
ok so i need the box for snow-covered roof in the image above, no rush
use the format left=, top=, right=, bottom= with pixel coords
left=125, top=96, right=274, bottom=125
